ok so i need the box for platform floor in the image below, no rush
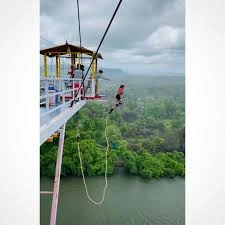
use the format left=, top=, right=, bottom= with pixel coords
left=40, top=100, right=87, bottom=145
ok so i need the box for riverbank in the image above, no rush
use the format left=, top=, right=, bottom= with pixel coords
left=41, top=141, right=185, bottom=180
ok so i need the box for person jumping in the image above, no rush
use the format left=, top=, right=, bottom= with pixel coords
left=109, top=84, right=126, bottom=114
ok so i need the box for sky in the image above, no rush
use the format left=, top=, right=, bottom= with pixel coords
left=40, top=0, right=185, bottom=75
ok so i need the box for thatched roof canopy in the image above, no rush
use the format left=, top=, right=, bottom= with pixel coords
left=40, top=42, right=103, bottom=59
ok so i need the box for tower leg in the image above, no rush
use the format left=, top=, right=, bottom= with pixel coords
left=50, top=124, right=66, bottom=225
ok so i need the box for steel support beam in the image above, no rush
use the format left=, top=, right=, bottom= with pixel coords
left=50, top=124, right=66, bottom=225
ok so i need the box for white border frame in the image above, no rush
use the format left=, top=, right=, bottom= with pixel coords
left=1, top=0, right=225, bottom=225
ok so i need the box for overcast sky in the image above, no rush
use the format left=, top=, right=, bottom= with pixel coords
left=40, top=0, right=185, bottom=75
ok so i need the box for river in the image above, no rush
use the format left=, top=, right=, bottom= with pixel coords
left=41, top=172, right=185, bottom=225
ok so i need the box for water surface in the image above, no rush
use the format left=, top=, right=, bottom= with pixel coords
left=41, top=173, right=184, bottom=225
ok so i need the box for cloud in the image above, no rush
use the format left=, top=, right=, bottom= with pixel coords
left=145, top=26, right=185, bottom=50
left=40, top=0, right=185, bottom=74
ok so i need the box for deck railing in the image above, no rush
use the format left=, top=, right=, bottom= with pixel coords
left=40, top=78, right=84, bottom=117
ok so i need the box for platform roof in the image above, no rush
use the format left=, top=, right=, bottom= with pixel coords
left=40, top=42, right=103, bottom=59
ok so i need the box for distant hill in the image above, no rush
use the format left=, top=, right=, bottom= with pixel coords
left=127, top=71, right=185, bottom=77
left=40, top=64, right=184, bottom=79
left=40, top=64, right=128, bottom=80
left=150, top=71, right=185, bottom=76
left=99, top=68, right=128, bottom=80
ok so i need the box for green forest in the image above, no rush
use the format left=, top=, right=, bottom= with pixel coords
left=41, top=75, right=185, bottom=180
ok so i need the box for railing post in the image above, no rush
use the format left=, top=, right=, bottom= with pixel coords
left=45, top=79, right=49, bottom=110
left=72, top=79, right=75, bottom=101
left=41, top=78, right=86, bottom=116
left=78, top=80, right=81, bottom=101
left=62, top=79, right=65, bottom=108
left=56, top=79, right=58, bottom=106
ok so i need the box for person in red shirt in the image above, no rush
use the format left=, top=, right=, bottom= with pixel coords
left=116, top=84, right=125, bottom=103
left=109, top=84, right=125, bottom=114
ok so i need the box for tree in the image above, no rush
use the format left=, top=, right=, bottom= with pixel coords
left=150, top=137, right=165, bottom=153
left=41, top=76, right=185, bottom=179
left=119, top=149, right=138, bottom=175
left=138, top=151, right=164, bottom=179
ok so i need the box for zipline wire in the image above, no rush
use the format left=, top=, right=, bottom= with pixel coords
left=75, top=0, right=123, bottom=99
left=40, top=35, right=55, bottom=46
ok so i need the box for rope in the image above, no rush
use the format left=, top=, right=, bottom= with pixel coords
left=75, top=0, right=85, bottom=98
left=77, top=115, right=110, bottom=205
left=75, top=0, right=123, bottom=96
left=76, top=0, right=82, bottom=49
left=76, top=0, right=84, bottom=74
